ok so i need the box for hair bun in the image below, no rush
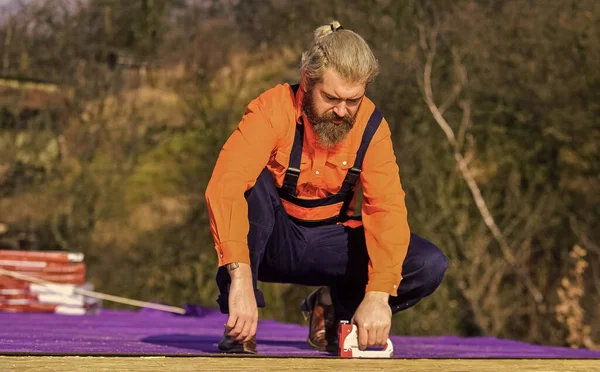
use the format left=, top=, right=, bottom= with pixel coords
left=329, top=21, right=343, bottom=32
left=314, top=20, right=344, bottom=42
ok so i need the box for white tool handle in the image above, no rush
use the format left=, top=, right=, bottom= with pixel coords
left=351, top=338, right=394, bottom=358
left=343, top=324, right=394, bottom=358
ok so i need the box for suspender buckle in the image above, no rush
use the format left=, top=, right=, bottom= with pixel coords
left=346, top=167, right=361, bottom=185
left=284, top=167, right=301, bottom=186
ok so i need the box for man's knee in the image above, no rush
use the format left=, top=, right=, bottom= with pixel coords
left=423, top=244, right=448, bottom=296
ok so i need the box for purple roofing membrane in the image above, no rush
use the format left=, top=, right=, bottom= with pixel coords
left=0, top=307, right=599, bottom=358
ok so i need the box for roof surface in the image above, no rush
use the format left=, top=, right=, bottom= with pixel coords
left=1, top=307, right=599, bottom=358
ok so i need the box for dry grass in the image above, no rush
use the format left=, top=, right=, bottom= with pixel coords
left=556, top=245, right=599, bottom=350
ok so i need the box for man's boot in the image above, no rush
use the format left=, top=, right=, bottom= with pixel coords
left=301, top=287, right=338, bottom=352
left=217, top=325, right=258, bottom=354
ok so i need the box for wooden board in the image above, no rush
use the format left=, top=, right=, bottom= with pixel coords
left=0, top=356, right=598, bottom=372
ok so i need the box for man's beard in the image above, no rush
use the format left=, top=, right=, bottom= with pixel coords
left=301, top=90, right=355, bottom=148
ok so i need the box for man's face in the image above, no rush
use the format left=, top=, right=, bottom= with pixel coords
left=301, top=68, right=366, bottom=148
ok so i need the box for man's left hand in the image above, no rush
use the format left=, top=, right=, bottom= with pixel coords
left=351, top=291, right=392, bottom=350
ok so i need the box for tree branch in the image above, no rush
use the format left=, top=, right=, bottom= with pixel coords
left=438, top=48, right=466, bottom=115
left=458, top=99, right=471, bottom=149
left=418, top=23, right=543, bottom=304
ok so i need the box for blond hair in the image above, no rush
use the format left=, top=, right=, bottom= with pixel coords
left=301, top=21, right=379, bottom=90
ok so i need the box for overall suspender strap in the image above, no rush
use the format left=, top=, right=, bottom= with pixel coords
left=282, top=123, right=303, bottom=196
left=353, top=108, right=383, bottom=169
left=338, top=108, right=383, bottom=220
left=279, top=83, right=384, bottom=225
left=282, top=84, right=303, bottom=196
left=339, top=108, right=383, bottom=193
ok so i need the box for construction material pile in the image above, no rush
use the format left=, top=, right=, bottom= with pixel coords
left=0, top=250, right=101, bottom=315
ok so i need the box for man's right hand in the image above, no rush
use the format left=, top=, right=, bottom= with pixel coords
left=225, top=262, right=258, bottom=343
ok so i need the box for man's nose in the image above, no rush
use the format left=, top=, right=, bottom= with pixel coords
left=333, top=102, right=347, bottom=118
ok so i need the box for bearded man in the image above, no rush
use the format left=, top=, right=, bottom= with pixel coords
left=205, top=21, right=448, bottom=354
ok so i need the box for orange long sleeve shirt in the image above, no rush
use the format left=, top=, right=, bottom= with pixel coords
left=205, top=83, right=410, bottom=296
